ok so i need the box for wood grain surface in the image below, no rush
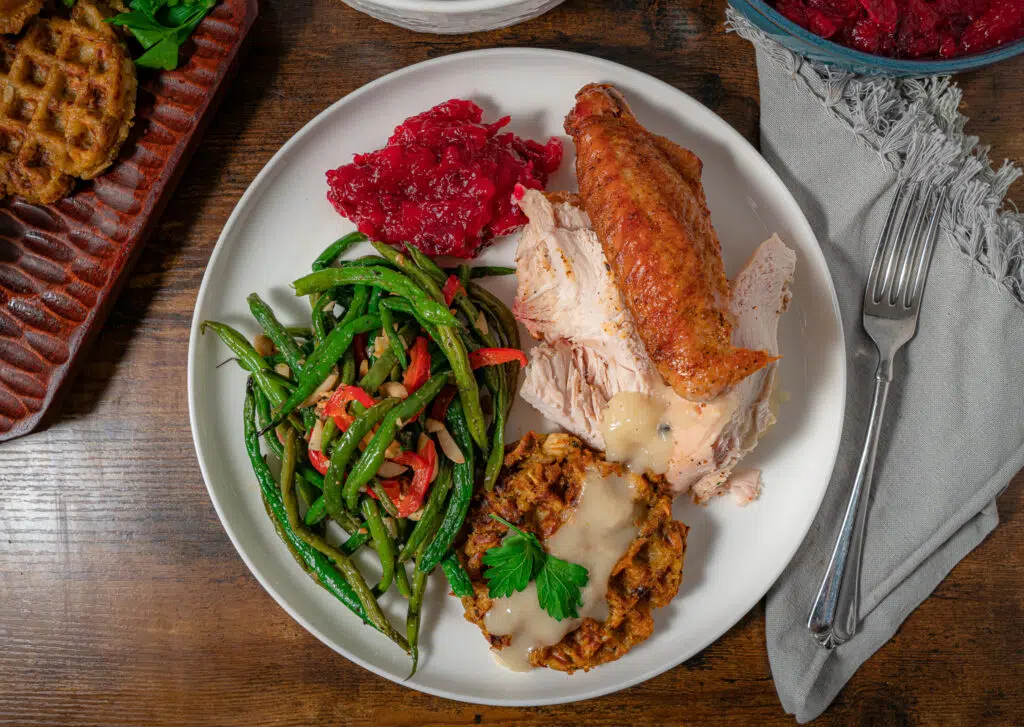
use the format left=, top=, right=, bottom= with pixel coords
left=1, top=1, right=1022, bottom=724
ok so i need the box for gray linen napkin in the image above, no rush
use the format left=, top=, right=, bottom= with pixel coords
left=727, top=9, right=1024, bottom=723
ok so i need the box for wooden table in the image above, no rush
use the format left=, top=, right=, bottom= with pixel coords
left=2, top=1, right=1021, bottom=724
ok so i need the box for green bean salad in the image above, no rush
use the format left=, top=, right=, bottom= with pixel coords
left=201, top=232, right=524, bottom=671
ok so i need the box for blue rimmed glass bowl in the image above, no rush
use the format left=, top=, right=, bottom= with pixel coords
left=731, top=0, right=1024, bottom=76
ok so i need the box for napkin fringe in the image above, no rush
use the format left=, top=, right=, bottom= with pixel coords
left=726, top=7, right=1024, bottom=306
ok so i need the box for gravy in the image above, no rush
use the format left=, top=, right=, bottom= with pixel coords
left=484, top=468, right=641, bottom=671
left=599, top=385, right=737, bottom=480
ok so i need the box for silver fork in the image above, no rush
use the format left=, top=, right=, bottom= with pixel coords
left=807, top=180, right=947, bottom=649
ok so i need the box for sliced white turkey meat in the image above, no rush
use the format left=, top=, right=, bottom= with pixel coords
left=513, top=188, right=795, bottom=505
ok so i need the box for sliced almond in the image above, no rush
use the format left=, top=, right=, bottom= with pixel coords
left=377, top=461, right=408, bottom=477
left=407, top=507, right=425, bottom=522
left=380, top=381, right=409, bottom=399
left=436, top=425, right=464, bottom=464
left=384, top=441, right=403, bottom=460
left=274, top=362, right=291, bottom=379
left=359, top=359, right=369, bottom=377
left=424, top=418, right=444, bottom=433
left=373, top=334, right=387, bottom=358
left=308, top=418, right=324, bottom=451
left=300, top=367, right=338, bottom=408
left=475, top=311, right=489, bottom=335
left=253, top=334, right=275, bottom=357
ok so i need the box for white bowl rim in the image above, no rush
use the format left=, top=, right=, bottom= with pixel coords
left=350, top=0, right=550, bottom=13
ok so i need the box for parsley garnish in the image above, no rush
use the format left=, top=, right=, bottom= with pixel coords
left=107, top=0, right=217, bottom=70
left=482, top=514, right=589, bottom=621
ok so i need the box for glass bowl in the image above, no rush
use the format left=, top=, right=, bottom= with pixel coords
left=731, top=0, right=1024, bottom=76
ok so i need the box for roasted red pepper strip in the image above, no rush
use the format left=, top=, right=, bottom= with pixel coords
left=402, top=337, right=431, bottom=394
left=429, top=384, right=458, bottom=422
left=308, top=448, right=330, bottom=475
left=441, top=275, right=466, bottom=306
left=324, top=385, right=376, bottom=432
left=393, top=438, right=436, bottom=517
left=468, top=347, right=528, bottom=369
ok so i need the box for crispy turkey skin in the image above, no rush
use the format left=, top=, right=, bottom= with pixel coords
left=565, top=83, right=776, bottom=402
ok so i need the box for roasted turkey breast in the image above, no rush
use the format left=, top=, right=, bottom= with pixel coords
left=565, top=83, right=776, bottom=402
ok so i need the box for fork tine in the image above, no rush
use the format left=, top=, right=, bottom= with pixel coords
left=891, top=183, right=932, bottom=305
left=876, top=182, right=921, bottom=305
left=866, top=181, right=911, bottom=306
left=905, top=186, right=947, bottom=310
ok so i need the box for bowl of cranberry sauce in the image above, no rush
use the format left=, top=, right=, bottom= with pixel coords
left=732, top=0, right=1024, bottom=75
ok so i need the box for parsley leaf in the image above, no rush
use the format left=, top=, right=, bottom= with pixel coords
left=481, top=513, right=590, bottom=621
left=107, top=0, right=217, bottom=70
left=481, top=515, right=545, bottom=599
left=536, top=555, right=589, bottom=621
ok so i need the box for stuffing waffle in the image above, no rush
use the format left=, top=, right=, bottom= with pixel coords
left=458, top=432, right=688, bottom=673
left=0, top=0, right=136, bottom=203
left=0, top=0, right=43, bottom=35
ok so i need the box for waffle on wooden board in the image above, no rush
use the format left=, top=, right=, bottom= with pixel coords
left=0, top=0, right=136, bottom=203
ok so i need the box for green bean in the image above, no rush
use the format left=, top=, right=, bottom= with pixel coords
left=368, top=286, right=382, bottom=314
left=312, top=231, right=367, bottom=272
left=456, top=263, right=471, bottom=288
left=343, top=255, right=397, bottom=269
left=202, top=321, right=304, bottom=431
left=378, top=302, right=408, bottom=369
left=263, top=314, right=382, bottom=433
left=340, top=349, right=356, bottom=386
left=407, top=555, right=428, bottom=677
left=278, top=425, right=408, bottom=651
left=305, top=495, right=327, bottom=526
left=254, top=390, right=323, bottom=489
left=468, top=281, right=521, bottom=350
left=398, top=458, right=452, bottom=562
left=483, top=372, right=508, bottom=491
left=341, top=529, right=371, bottom=555
left=404, top=244, right=447, bottom=285
left=292, top=267, right=459, bottom=327
left=320, top=416, right=338, bottom=454
left=325, top=397, right=401, bottom=518
left=340, top=285, right=370, bottom=327
left=419, top=400, right=475, bottom=573
left=311, top=291, right=333, bottom=345
left=342, top=372, right=452, bottom=511
left=262, top=493, right=309, bottom=571
left=286, top=326, right=314, bottom=338
left=247, top=293, right=305, bottom=373
left=371, top=241, right=446, bottom=303
left=395, top=562, right=412, bottom=599
left=379, top=297, right=439, bottom=343
left=362, top=496, right=395, bottom=594
left=374, top=296, right=484, bottom=451
left=434, top=324, right=488, bottom=452
left=356, top=321, right=414, bottom=394
left=371, top=479, right=401, bottom=519
left=442, top=265, right=516, bottom=279
left=296, top=475, right=320, bottom=510
left=263, top=368, right=296, bottom=391
left=441, top=552, right=474, bottom=597
left=243, top=382, right=371, bottom=628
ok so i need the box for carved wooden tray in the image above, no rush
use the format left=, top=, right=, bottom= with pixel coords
left=0, top=0, right=258, bottom=441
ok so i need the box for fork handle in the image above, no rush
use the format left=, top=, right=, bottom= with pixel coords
left=807, top=367, right=892, bottom=649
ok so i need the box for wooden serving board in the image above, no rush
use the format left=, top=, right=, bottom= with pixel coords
left=0, top=0, right=258, bottom=441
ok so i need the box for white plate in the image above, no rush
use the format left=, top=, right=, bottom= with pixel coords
left=188, top=48, right=845, bottom=706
